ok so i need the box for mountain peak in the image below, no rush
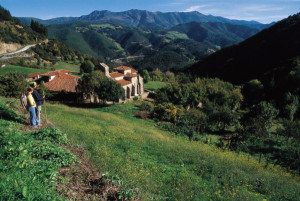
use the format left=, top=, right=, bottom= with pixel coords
left=18, top=9, right=269, bottom=29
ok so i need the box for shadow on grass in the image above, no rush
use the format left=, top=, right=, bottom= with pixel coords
left=48, top=101, right=110, bottom=109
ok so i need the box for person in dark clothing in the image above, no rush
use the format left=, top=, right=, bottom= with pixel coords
left=30, top=82, right=44, bottom=124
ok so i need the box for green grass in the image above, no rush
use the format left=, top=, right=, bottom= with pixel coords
left=166, top=31, right=189, bottom=40
left=46, top=102, right=300, bottom=201
left=0, top=65, right=50, bottom=75
left=0, top=98, right=77, bottom=200
left=54, top=61, right=80, bottom=73
left=90, top=24, right=116, bottom=29
left=144, top=81, right=167, bottom=90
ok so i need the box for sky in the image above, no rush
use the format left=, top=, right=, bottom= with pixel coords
left=1, top=0, right=299, bottom=24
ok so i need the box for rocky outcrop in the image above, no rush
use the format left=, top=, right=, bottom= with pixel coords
left=0, top=42, right=22, bottom=54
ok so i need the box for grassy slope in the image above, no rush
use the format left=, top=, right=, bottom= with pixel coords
left=54, top=62, right=80, bottom=73
left=0, top=65, right=50, bottom=75
left=0, top=62, right=79, bottom=75
left=46, top=102, right=300, bottom=201
left=144, top=81, right=167, bottom=90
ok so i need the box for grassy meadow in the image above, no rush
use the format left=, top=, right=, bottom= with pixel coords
left=45, top=102, right=300, bottom=201
left=0, top=62, right=80, bottom=76
left=144, top=81, right=167, bottom=90
left=0, top=65, right=50, bottom=75
left=54, top=61, right=80, bottom=73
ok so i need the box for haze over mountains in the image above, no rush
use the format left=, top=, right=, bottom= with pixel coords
left=18, top=9, right=271, bottom=29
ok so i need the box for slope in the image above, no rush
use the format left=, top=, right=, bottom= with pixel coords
left=185, top=13, right=300, bottom=84
left=170, top=21, right=260, bottom=48
left=46, top=102, right=300, bottom=200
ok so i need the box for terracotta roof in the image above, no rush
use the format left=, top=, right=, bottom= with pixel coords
left=28, top=72, right=41, bottom=78
left=41, top=69, right=70, bottom=76
left=109, top=72, right=124, bottom=78
left=124, top=73, right=137, bottom=78
left=116, top=79, right=132, bottom=86
left=45, top=74, right=79, bottom=92
left=113, top=66, right=137, bottom=73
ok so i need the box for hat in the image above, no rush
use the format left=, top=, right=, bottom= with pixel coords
left=30, top=82, right=37, bottom=87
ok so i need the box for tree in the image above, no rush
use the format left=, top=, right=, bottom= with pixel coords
left=283, top=92, right=299, bottom=121
left=152, top=68, right=163, bottom=81
left=250, top=101, right=279, bottom=130
left=0, top=5, right=12, bottom=21
left=0, top=72, right=25, bottom=97
left=81, top=70, right=124, bottom=104
left=81, top=70, right=104, bottom=102
left=79, top=56, right=84, bottom=63
left=36, top=57, right=41, bottom=66
left=242, top=79, right=264, bottom=106
left=30, top=20, right=48, bottom=37
left=80, top=60, right=95, bottom=74
left=209, top=106, right=239, bottom=132
left=141, top=69, right=151, bottom=83
left=20, top=58, right=25, bottom=66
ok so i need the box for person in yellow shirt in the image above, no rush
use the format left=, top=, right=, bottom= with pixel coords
left=26, top=87, right=39, bottom=128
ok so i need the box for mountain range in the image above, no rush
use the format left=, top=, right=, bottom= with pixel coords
left=18, top=9, right=271, bottom=29
left=47, top=20, right=262, bottom=71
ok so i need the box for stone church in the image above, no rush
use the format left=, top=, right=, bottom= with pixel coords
left=99, top=63, right=144, bottom=99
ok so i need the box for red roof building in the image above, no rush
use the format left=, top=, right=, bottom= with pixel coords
left=44, top=73, right=79, bottom=92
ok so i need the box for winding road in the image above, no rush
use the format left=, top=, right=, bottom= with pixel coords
left=0, top=44, right=37, bottom=60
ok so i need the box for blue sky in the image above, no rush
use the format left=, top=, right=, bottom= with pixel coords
left=1, top=0, right=299, bottom=23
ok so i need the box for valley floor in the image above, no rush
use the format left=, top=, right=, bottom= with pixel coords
left=45, top=102, right=300, bottom=201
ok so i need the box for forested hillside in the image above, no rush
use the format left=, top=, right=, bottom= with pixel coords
left=0, top=6, right=46, bottom=45
left=185, top=13, right=300, bottom=109
left=48, top=21, right=260, bottom=71
left=186, top=12, right=300, bottom=84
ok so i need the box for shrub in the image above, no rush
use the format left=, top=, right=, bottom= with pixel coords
left=0, top=101, right=24, bottom=123
left=140, top=101, right=154, bottom=113
left=32, top=126, right=68, bottom=145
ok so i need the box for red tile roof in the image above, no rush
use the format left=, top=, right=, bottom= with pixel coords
left=113, top=66, right=137, bottom=73
left=124, top=73, right=137, bottom=78
left=28, top=72, right=41, bottom=78
left=109, top=72, right=124, bottom=78
left=41, top=69, right=70, bottom=76
left=45, top=73, right=79, bottom=92
left=116, top=79, right=132, bottom=86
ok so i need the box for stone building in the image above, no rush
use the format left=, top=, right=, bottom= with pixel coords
left=99, top=63, right=144, bottom=99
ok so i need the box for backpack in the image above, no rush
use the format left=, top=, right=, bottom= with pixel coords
left=20, top=93, right=28, bottom=111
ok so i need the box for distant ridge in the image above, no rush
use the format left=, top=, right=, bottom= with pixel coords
left=18, top=9, right=270, bottom=29
left=185, top=13, right=300, bottom=84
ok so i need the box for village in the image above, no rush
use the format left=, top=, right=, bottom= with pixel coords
left=27, top=63, right=145, bottom=103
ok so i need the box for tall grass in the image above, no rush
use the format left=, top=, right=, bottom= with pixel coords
left=46, top=102, right=300, bottom=200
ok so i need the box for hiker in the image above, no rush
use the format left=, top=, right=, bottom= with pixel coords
left=30, top=82, right=44, bottom=125
left=26, top=87, right=39, bottom=128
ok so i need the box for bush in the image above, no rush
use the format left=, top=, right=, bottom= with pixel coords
left=140, top=101, right=154, bottom=113
left=0, top=101, right=24, bottom=123
left=32, top=126, right=68, bottom=145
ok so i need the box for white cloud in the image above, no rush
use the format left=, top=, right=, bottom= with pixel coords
left=183, top=5, right=208, bottom=12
